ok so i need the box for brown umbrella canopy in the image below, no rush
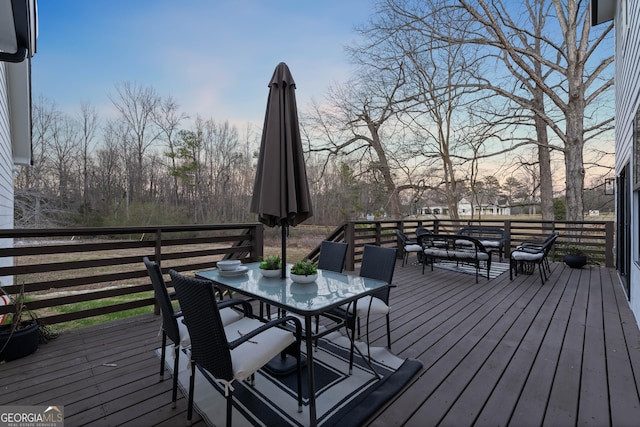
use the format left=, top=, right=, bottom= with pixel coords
left=251, top=63, right=313, bottom=276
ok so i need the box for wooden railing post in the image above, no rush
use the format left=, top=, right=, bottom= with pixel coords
left=345, top=222, right=356, bottom=271
left=504, top=220, right=512, bottom=257
left=251, top=224, right=264, bottom=262
left=153, top=228, right=162, bottom=316
left=605, top=221, right=614, bottom=268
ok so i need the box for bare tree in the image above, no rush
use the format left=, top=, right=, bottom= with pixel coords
left=153, top=96, right=187, bottom=207
left=77, top=102, right=99, bottom=222
left=15, top=97, right=61, bottom=227
left=109, top=81, right=161, bottom=203
left=305, top=65, right=412, bottom=218
left=48, top=114, right=80, bottom=212
left=450, top=0, right=614, bottom=221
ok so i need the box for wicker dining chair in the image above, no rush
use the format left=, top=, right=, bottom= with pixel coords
left=144, top=257, right=244, bottom=409
left=143, top=257, right=191, bottom=409
left=318, top=240, right=348, bottom=273
left=169, top=270, right=303, bottom=427
left=339, top=245, right=397, bottom=373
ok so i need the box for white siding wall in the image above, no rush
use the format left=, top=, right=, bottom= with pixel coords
left=0, top=62, right=13, bottom=228
left=615, top=0, right=640, bottom=322
left=0, top=62, right=14, bottom=285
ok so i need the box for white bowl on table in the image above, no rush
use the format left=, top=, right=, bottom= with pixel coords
left=217, top=260, right=241, bottom=271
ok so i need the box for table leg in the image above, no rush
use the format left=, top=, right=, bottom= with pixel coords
left=305, top=315, right=317, bottom=427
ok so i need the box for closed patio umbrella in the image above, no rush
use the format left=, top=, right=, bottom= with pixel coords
left=250, top=62, right=313, bottom=279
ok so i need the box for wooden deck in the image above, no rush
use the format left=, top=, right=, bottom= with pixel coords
left=2, top=260, right=640, bottom=426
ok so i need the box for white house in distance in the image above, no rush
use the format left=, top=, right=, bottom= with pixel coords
left=420, top=197, right=510, bottom=217
left=0, top=0, right=37, bottom=282
left=592, top=0, right=640, bottom=326
left=456, top=198, right=511, bottom=217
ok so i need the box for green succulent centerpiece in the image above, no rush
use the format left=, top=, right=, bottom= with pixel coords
left=259, top=255, right=282, bottom=278
left=290, top=259, right=318, bottom=276
left=259, top=255, right=282, bottom=270
left=289, top=260, right=318, bottom=284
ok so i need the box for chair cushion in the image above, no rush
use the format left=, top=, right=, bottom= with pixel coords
left=479, top=240, right=501, bottom=248
left=225, top=317, right=296, bottom=381
left=178, top=308, right=241, bottom=348
left=424, top=248, right=489, bottom=261
left=220, top=307, right=243, bottom=327
left=340, top=296, right=389, bottom=316
left=404, top=244, right=422, bottom=252
left=511, top=251, right=544, bottom=262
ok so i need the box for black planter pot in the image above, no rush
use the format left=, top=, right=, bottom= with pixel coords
left=564, top=254, right=588, bottom=269
left=0, top=321, right=39, bottom=362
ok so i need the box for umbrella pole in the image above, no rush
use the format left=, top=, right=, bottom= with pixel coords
left=281, top=225, right=287, bottom=279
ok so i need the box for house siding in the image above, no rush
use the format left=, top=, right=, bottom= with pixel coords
left=0, top=62, right=14, bottom=283
left=615, top=0, right=640, bottom=322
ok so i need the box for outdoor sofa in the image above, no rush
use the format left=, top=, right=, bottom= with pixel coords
left=418, top=233, right=492, bottom=283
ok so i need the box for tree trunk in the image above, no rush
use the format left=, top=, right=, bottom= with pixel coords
left=533, top=91, right=554, bottom=221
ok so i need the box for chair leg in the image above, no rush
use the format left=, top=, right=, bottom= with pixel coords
left=386, top=313, right=391, bottom=349
left=160, top=332, right=167, bottom=381
left=226, top=391, right=233, bottom=427
left=295, top=346, right=303, bottom=412
left=347, top=313, right=356, bottom=374
left=187, top=361, right=195, bottom=425
left=538, top=263, right=545, bottom=284
left=172, top=346, right=179, bottom=408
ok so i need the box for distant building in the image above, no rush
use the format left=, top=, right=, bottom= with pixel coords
left=420, top=197, right=510, bottom=217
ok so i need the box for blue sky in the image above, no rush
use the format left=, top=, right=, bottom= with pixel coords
left=32, top=1, right=373, bottom=127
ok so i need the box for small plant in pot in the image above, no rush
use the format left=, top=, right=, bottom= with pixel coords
left=290, top=259, right=318, bottom=284
left=0, top=284, right=56, bottom=362
left=259, top=255, right=282, bottom=278
left=563, top=245, right=588, bottom=269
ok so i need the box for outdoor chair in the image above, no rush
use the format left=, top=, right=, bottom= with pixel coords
left=143, top=257, right=244, bottom=409
left=341, top=245, right=397, bottom=372
left=317, top=240, right=348, bottom=273
left=415, top=225, right=430, bottom=238
left=315, top=240, right=349, bottom=340
left=169, top=270, right=303, bottom=427
left=144, top=257, right=190, bottom=409
left=396, top=229, right=423, bottom=267
left=510, top=232, right=559, bottom=284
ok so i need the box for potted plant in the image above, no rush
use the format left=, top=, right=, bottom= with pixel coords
left=290, top=259, right=318, bottom=284
left=0, top=285, right=41, bottom=362
left=259, top=255, right=282, bottom=278
left=563, top=246, right=588, bottom=269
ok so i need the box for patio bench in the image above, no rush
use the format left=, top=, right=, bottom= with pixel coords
left=418, top=234, right=491, bottom=283
left=455, top=226, right=506, bottom=261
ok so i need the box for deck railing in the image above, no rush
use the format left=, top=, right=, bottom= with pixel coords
left=0, top=218, right=614, bottom=327
left=0, top=224, right=263, bottom=326
left=309, top=219, right=614, bottom=271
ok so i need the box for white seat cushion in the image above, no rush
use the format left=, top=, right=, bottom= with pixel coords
left=220, top=307, right=243, bottom=327
left=340, top=296, right=389, bottom=316
left=511, top=251, right=544, bottom=262
left=178, top=307, right=242, bottom=348
left=479, top=240, right=501, bottom=248
left=225, top=317, right=296, bottom=381
left=404, top=244, right=422, bottom=252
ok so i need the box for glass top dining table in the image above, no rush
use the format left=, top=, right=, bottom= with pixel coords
left=195, top=261, right=389, bottom=427
left=196, top=262, right=388, bottom=316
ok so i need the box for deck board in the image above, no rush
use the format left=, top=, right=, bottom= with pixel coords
left=2, top=261, right=640, bottom=427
